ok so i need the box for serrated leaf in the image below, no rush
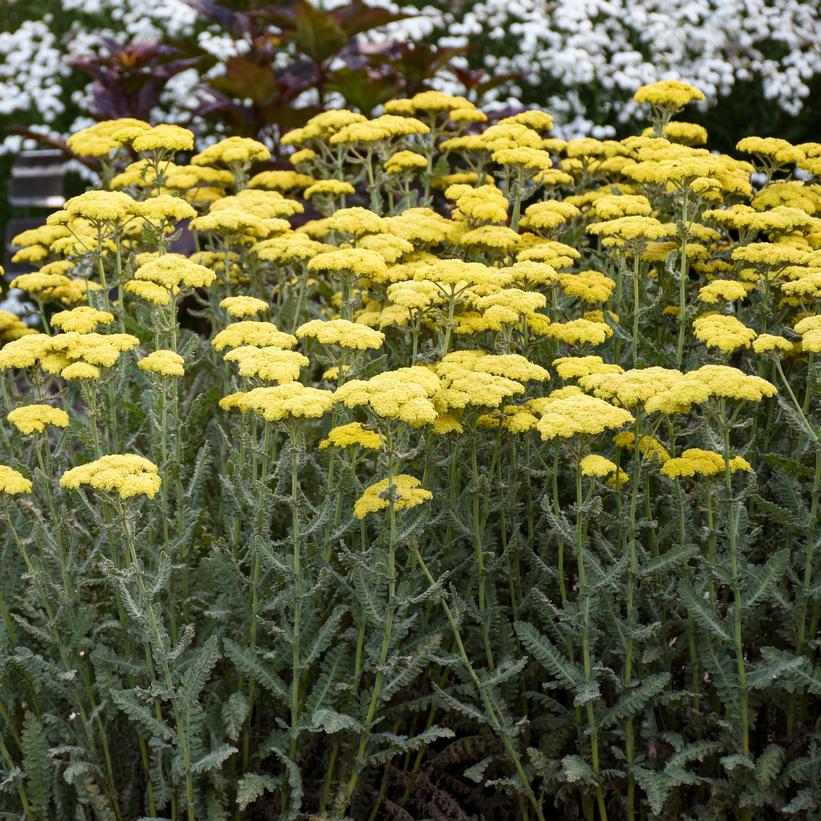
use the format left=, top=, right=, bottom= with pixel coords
left=639, top=544, right=700, bottom=577
left=307, top=708, right=363, bottom=734
left=514, top=621, right=583, bottom=689
left=562, top=754, right=596, bottom=785
left=748, top=647, right=808, bottom=690
left=111, top=689, right=173, bottom=741
left=221, top=693, right=249, bottom=743
left=22, top=711, right=51, bottom=819
left=223, top=638, right=289, bottom=705
left=180, top=635, right=220, bottom=709
left=679, top=582, right=730, bottom=642
left=464, top=757, right=492, bottom=784
left=743, top=549, right=789, bottom=609
left=191, top=744, right=237, bottom=775
left=601, top=673, right=670, bottom=728
left=235, top=773, right=277, bottom=812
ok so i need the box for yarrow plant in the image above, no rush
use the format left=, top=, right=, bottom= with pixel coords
left=0, top=82, right=819, bottom=821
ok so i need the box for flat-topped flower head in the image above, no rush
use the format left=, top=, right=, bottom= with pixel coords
left=559, top=270, right=616, bottom=303
left=124, top=280, right=172, bottom=305
left=65, top=190, right=137, bottom=223
left=49, top=332, right=140, bottom=368
left=220, top=296, right=269, bottom=318
left=537, top=393, right=634, bottom=440
left=132, top=124, right=194, bottom=153
left=61, top=362, right=101, bottom=381
left=546, top=319, right=613, bottom=346
left=61, top=454, right=161, bottom=499
left=192, top=136, right=270, bottom=166
left=213, top=321, right=297, bottom=351
left=580, top=455, right=618, bottom=478
left=579, top=367, right=684, bottom=408
left=646, top=365, right=776, bottom=414
left=138, top=350, right=185, bottom=377
left=307, top=248, right=387, bottom=280
left=354, top=474, right=432, bottom=519
left=693, top=314, right=756, bottom=353
left=335, top=367, right=440, bottom=427
left=0, top=465, right=33, bottom=495
left=50, top=306, right=115, bottom=334
left=554, top=356, right=624, bottom=381
left=384, top=151, right=428, bottom=174
left=323, top=207, right=387, bottom=237
left=661, top=448, right=752, bottom=479
left=226, top=383, right=334, bottom=422
left=134, top=254, right=216, bottom=290
left=8, top=404, right=70, bottom=435
left=634, top=80, right=705, bottom=109
left=752, top=334, right=793, bottom=355
left=296, top=319, right=385, bottom=350
left=319, top=422, right=383, bottom=450
left=698, top=280, right=748, bottom=304
left=223, top=347, right=309, bottom=383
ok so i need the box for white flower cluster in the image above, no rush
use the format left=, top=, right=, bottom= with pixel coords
left=399, top=0, right=821, bottom=135
left=0, top=0, right=818, bottom=146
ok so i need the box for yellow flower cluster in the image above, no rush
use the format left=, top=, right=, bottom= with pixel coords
left=60, top=454, right=161, bottom=499
left=7, top=404, right=70, bottom=435
left=353, top=474, right=432, bottom=519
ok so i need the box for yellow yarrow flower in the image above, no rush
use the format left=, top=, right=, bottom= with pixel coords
left=225, top=383, right=334, bottom=422
left=613, top=431, right=670, bottom=464
left=138, top=350, right=185, bottom=377
left=213, top=321, right=297, bottom=351
left=220, top=296, right=269, bottom=318
left=319, top=422, right=383, bottom=450
left=634, top=80, right=705, bottom=109
left=61, top=362, right=101, bottom=381
left=134, top=254, right=216, bottom=290
left=50, top=306, right=115, bottom=334
left=698, top=280, right=748, bottom=304
left=0, top=465, right=33, bottom=494
left=223, top=347, right=309, bottom=383
left=546, top=319, right=613, bottom=346
left=559, top=270, right=615, bottom=303
left=335, top=368, right=440, bottom=427
left=537, top=394, right=634, bottom=440
left=60, top=454, right=161, bottom=499
left=132, top=124, right=194, bottom=153
left=661, top=448, right=752, bottom=479
left=192, top=136, right=270, bottom=166
left=752, top=334, right=793, bottom=354
left=296, top=319, right=385, bottom=350
left=124, top=280, right=172, bottom=305
left=553, top=356, right=624, bottom=381
left=353, top=474, right=432, bottom=519
left=693, top=314, right=756, bottom=353
left=580, top=455, right=618, bottom=477
left=7, top=404, right=69, bottom=435
left=384, top=151, right=428, bottom=174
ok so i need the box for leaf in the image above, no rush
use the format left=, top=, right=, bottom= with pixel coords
left=601, top=673, right=671, bottom=728
left=755, top=744, right=785, bottom=788
left=191, top=744, right=237, bottom=775
left=270, top=748, right=302, bottom=821
left=514, top=621, right=583, bottom=689
left=720, top=754, right=754, bottom=772
left=639, top=544, right=700, bottom=577
left=180, top=635, right=220, bottom=709
left=747, top=647, right=808, bottom=690
left=303, top=606, right=346, bottom=667
left=679, top=582, right=730, bottom=642
left=223, top=638, right=289, bottom=705
left=464, top=757, right=492, bottom=784
left=235, top=773, right=277, bottom=812
left=572, top=680, right=601, bottom=708
left=307, top=708, right=363, bottom=735
left=111, top=689, right=173, bottom=741
left=222, top=693, right=249, bottom=742
left=743, top=549, right=789, bottom=610
left=22, top=711, right=51, bottom=819
left=561, top=755, right=596, bottom=785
